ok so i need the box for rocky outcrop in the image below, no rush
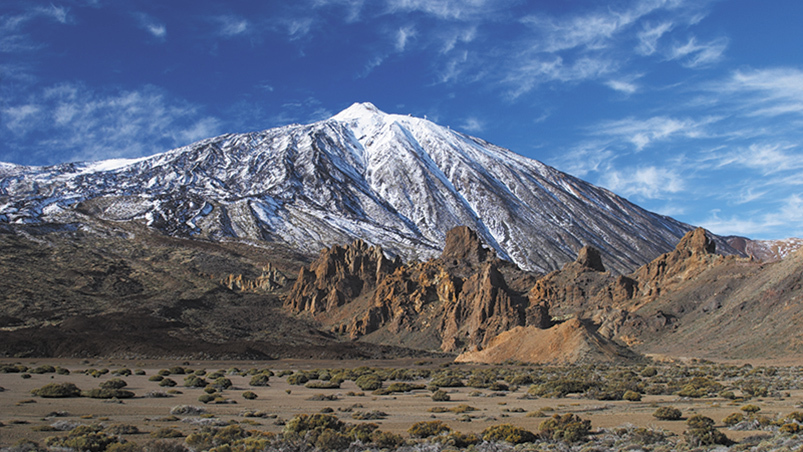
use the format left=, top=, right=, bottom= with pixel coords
left=286, top=226, right=539, bottom=353
left=285, top=239, right=401, bottom=314
left=222, top=263, right=288, bottom=292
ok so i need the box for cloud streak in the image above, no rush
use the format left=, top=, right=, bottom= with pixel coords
left=0, top=83, right=221, bottom=165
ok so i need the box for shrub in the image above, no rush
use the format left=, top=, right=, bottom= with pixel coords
left=483, top=424, right=536, bottom=444
left=30, top=365, right=56, bottom=374
left=100, top=379, right=128, bottom=390
left=431, top=389, right=450, bottom=401
left=169, top=405, right=207, bottom=416
left=284, top=414, right=344, bottom=436
left=31, top=383, right=82, bottom=398
left=685, top=415, right=731, bottom=447
left=370, top=430, right=404, bottom=448
left=351, top=410, right=387, bottom=420
left=354, top=374, right=382, bottom=391
left=83, top=388, right=135, bottom=399
left=149, top=375, right=164, bottom=382
left=314, top=429, right=351, bottom=451
left=429, top=374, right=464, bottom=388
left=249, top=374, right=270, bottom=386
left=45, top=425, right=123, bottom=452
left=741, top=404, right=761, bottom=415
left=104, top=424, right=140, bottom=435
left=653, top=406, right=682, bottom=421
left=722, top=412, right=744, bottom=426
left=408, top=420, right=452, bottom=438
left=539, top=414, right=592, bottom=443
left=623, top=390, right=641, bottom=401
left=780, top=423, right=802, bottom=434
left=150, top=428, right=184, bottom=439
left=183, top=376, right=208, bottom=388
left=212, top=377, right=232, bottom=390
left=242, top=391, right=258, bottom=400
left=286, top=372, right=309, bottom=386
left=159, top=378, right=177, bottom=387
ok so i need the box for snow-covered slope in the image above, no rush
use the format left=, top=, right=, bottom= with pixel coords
left=0, top=102, right=711, bottom=273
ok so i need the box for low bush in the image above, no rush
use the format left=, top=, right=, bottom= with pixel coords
left=431, top=389, right=450, bottom=401
left=354, top=374, right=382, bottom=391
left=685, top=415, right=731, bottom=447
left=653, top=406, right=682, bottom=420
left=249, top=374, right=270, bottom=386
left=408, top=420, right=452, bottom=438
left=539, top=413, right=592, bottom=443
left=483, top=424, right=536, bottom=444
left=83, top=388, right=135, bottom=399
left=31, top=383, right=82, bottom=398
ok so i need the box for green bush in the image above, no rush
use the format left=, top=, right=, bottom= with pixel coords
left=213, top=377, right=233, bottom=390
left=150, top=428, right=184, bottom=439
left=100, top=378, right=127, bottom=390
left=242, top=391, right=258, bottom=400
left=284, top=413, right=344, bottom=436
left=31, top=383, right=82, bottom=398
left=482, top=424, right=536, bottom=444
left=159, top=378, right=177, bottom=387
left=538, top=413, right=592, bottom=443
left=286, top=372, right=309, bottom=386
left=183, top=375, right=208, bottom=388
left=370, top=430, right=404, bottom=448
left=249, top=374, right=270, bottom=386
left=653, top=406, right=682, bottom=420
left=408, top=420, right=452, bottom=438
left=429, top=373, right=464, bottom=388
left=623, top=390, right=641, bottom=401
left=685, top=415, right=731, bottom=447
left=83, top=388, right=135, bottom=399
left=431, top=389, right=450, bottom=401
left=722, top=412, right=744, bottom=426
left=354, top=374, right=382, bottom=391
left=45, top=425, right=123, bottom=452
left=741, top=404, right=761, bottom=414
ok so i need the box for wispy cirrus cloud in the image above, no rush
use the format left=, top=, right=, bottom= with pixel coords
left=668, top=36, right=727, bottom=67
left=701, top=194, right=803, bottom=238
left=0, top=83, right=221, bottom=165
left=1, top=4, right=72, bottom=53
left=636, top=21, right=673, bottom=55
left=599, top=166, right=686, bottom=199
left=134, top=13, right=166, bottom=40
left=591, top=115, right=719, bottom=150
left=713, top=67, right=803, bottom=117
left=215, top=15, right=249, bottom=37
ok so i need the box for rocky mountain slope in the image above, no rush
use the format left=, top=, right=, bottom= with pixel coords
left=0, top=103, right=732, bottom=274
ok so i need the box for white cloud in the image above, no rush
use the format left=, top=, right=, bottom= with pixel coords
left=134, top=13, right=166, bottom=40
left=459, top=117, right=485, bottom=133
left=605, top=79, right=639, bottom=94
left=385, top=0, right=510, bottom=21
left=36, top=4, right=70, bottom=24
left=636, top=21, right=673, bottom=55
left=600, top=166, right=686, bottom=199
left=714, top=67, right=803, bottom=118
left=668, top=36, right=727, bottom=67
left=0, top=83, right=222, bottom=164
left=395, top=25, right=416, bottom=51
left=701, top=195, right=803, bottom=238
left=592, top=115, right=718, bottom=150
left=715, top=143, right=803, bottom=175
left=217, top=16, right=249, bottom=37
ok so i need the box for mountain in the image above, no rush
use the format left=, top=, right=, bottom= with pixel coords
left=0, top=102, right=729, bottom=274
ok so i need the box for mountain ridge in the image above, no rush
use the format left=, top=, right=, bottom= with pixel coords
left=0, top=102, right=738, bottom=274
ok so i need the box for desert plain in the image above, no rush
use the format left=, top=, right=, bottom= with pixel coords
left=3, top=356, right=803, bottom=449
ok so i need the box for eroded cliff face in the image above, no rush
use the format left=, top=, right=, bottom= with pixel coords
left=284, top=239, right=401, bottom=314
left=284, top=226, right=541, bottom=353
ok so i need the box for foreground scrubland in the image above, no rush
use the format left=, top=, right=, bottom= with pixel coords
left=2, top=358, right=803, bottom=451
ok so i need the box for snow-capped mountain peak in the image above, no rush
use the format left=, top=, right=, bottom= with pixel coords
left=0, top=103, right=713, bottom=274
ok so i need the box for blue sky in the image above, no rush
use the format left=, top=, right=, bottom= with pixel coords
left=1, top=0, right=802, bottom=240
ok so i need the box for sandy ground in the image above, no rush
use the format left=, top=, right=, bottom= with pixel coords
left=2, top=358, right=802, bottom=447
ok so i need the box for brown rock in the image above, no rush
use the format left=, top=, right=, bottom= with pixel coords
left=440, top=226, right=494, bottom=265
